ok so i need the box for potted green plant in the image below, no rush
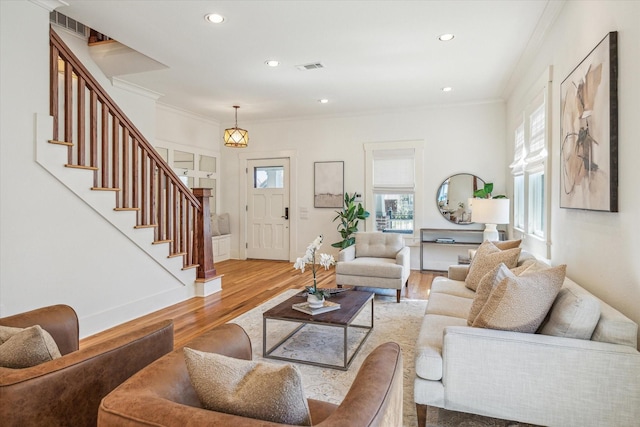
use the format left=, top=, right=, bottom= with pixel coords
left=331, top=193, right=370, bottom=249
left=473, top=182, right=507, bottom=199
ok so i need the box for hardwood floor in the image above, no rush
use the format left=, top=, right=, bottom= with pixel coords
left=80, top=259, right=445, bottom=350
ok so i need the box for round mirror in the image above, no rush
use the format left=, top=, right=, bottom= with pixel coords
left=436, top=173, right=485, bottom=224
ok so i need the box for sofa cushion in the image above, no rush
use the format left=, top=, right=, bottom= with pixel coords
left=467, top=263, right=515, bottom=326
left=355, top=232, right=403, bottom=258
left=335, top=258, right=402, bottom=279
left=184, top=347, right=312, bottom=425
left=430, top=277, right=476, bottom=299
left=465, top=241, right=521, bottom=291
left=0, top=325, right=62, bottom=368
left=539, top=282, right=601, bottom=340
left=414, top=314, right=468, bottom=381
left=426, top=293, right=473, bottom=319
left=472, top=265, right=566, bottom=333
left=591, top=300, right=639, bottom=348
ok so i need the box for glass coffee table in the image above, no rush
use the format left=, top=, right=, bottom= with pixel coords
left=263, top=290, right=374, bottom=371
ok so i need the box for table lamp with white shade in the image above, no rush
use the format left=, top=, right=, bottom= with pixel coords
left=471, top=198, right=510, bottom=241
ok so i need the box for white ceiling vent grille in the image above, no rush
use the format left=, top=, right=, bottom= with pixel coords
left=296, top=62, right=325, bottom=71
left=50, top=11, right=88, bottom=38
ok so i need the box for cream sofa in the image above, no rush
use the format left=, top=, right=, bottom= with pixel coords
left=414, top=253, right=640, bottom=427
left=336, top=232, right=410, bottom=302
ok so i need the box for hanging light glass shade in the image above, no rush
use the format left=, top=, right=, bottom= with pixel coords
left=224, top=106, right=249, bottom=148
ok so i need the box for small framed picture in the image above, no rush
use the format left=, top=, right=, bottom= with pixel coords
left=314, top=161, right=344, bottom=208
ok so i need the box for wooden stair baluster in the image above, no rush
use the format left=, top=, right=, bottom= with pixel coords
left=49, top=27, right=208, bottom=274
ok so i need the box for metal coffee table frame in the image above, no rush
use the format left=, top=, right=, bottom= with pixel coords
left=263, top=291, right=374, bottom=371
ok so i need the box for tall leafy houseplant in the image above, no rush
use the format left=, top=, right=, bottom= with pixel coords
left=331, top=193, right=370, bottom=249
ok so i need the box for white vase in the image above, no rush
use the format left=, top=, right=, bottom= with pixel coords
left=307, top=294, right=325, bottom=309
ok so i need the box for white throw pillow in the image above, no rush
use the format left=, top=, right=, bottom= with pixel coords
left=540, top=286, right=601, bottom=339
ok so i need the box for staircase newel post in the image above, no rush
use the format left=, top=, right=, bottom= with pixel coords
left=193, top=188, right=217, bottom=281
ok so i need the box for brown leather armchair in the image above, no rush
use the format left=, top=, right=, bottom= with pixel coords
left=0, top=304, right=174, bottom=427
left=98, top=323, right=403, bottom=426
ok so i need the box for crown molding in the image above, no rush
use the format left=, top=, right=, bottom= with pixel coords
left=111, top=77, right=163, bottom=101
left=29, top=0, right=69, bottom=12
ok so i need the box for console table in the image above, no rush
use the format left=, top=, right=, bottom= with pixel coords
left=420, top=228, right=506, bottom=271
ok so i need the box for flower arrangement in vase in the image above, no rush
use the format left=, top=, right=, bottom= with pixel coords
left=293, top=235, right=335, bottom=308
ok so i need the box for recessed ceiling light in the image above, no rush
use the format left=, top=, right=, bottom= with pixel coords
left=265, top=60, right=280, bottom=67
left=318, top=99, right=329, bottom=104
left=205, top=13, right=225, bottom=24
left=438, top=33, right=455, bottom=42
left=442, top=87, right=453, bottom=92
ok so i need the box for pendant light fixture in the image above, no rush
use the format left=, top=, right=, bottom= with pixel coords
left=224, top=106, right=249, bottom=148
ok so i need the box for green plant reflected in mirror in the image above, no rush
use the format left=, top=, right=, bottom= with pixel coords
left=436, top=173, right=485, bottom=224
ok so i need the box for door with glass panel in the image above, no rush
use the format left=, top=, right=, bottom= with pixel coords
left=246, top=158, right=290, bottom=260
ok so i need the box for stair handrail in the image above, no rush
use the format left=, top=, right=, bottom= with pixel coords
left=49, top=27, right=216, bottom=280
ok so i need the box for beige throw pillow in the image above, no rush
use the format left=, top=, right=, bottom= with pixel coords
left=472, top=264, right=566, bottom=333
left=465, top=241, right=521, bottom=291
left=467, top=263, right=515, bottom=326
left=183, top=347, right=311, bottom=425
left=217, top=213, right=231, bottom=235
left=210, top=214, right=221, bottom=236
left=492, top=239, right=522, bottom=250
left=0, top=325, right=62, bottom=368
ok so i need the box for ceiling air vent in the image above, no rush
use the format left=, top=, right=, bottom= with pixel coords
left=296, top=62, right=325, bottom=71
left=50, top=11, right=88, bottom=38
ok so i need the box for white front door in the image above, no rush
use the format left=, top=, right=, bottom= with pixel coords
left=246, top=158, right=290, bottom=260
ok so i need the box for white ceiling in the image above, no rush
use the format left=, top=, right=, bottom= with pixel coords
left=58, top=0, right=559, bottom=124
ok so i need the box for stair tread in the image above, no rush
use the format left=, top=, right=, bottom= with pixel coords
left=48, top=139, right=73, bottom=146
left=134, top=224, right=158, bottom=229
left=91, top=187, right=121, bottom=191
left=65, top=164, right=99, bottom=171
left=114, top=207, right=140, bottom=211
left=168, top=252, right=187, bottom=258
left=182, top=264, right=200, bottom=270
left=152, top=239, right=173, bottom=245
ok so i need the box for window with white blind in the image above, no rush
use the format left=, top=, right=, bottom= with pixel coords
left=372, top=149, right=415, bottom=233
left=364, top=141, right=424, bottom=236
left=509, top=67, right=551, bottom=258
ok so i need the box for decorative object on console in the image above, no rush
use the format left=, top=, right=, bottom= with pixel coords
left=560, top=31, right=618, bottom=212
left=293, top=235, right=335, bottom=303
left=471, top=197, right=510, bottom=241
left=223, top=106, right=249, bottom=148
left=314, top=161, right=344, bottom=208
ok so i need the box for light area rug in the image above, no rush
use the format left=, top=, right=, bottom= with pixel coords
left=230, top=289, right=538, bottom=427
left=230, top=289, right=423, bottom=426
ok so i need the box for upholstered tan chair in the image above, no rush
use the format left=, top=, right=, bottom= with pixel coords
left=0, top=304, right=174, bottom=427
left=336, top=232, right=410, bottom=302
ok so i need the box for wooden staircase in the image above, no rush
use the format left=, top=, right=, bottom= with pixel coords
left=46, top=27, right=216, bottom=287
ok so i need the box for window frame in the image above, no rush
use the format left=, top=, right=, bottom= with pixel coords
left=509, top=67, right=552, bottom=259
left=364, top=141, right=424, bottom=239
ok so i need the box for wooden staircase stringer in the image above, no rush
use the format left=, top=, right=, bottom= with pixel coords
left=34, top=113, right=196, bottom=286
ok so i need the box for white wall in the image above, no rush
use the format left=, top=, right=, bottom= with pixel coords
left=220, top=101, right=506, bottom=267
left=0, top=1, right=214, bottom=337
left=505, top=1, right=640, bottom=347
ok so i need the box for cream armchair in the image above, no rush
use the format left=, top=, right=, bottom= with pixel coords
left=336, top=232, right=410, bottom=302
